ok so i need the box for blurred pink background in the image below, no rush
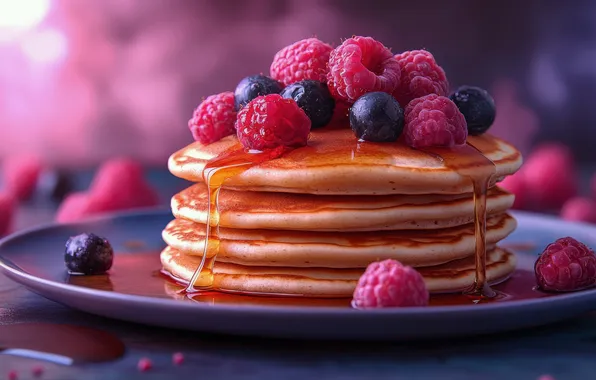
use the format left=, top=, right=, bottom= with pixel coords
left=0, top=0, right=594, bottom=167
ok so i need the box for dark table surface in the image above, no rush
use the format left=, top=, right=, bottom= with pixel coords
left=0, top=170, right=595, bottom=380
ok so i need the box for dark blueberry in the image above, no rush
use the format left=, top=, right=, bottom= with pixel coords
left=234, top=75, right=283, bottom=110
left=280, top=80, right=335, bottom=129
left=349, top=92, right=404, bottom=142
left=36, top=169, right=73, bottom=202
left=449, top=85, right=496, bottom=135
left=65, top=233, right=114, bottom=275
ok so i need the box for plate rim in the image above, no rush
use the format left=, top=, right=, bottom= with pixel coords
left=1, top=209, right=596, bottom=317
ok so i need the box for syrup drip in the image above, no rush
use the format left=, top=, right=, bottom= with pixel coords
left=425, top=143, right=497, bottom=298
left=182, top=146, right=288, bottom=294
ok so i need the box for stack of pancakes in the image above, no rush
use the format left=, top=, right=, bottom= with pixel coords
left=161, top=128, right=523, bottom=297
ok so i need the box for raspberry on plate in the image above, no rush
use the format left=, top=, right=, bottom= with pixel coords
left=236, top=94, right=311, bottom=150
left=393, top=50, right=449, bottom=107
left=270, top=38, right=333, bottom=86
left=535, top=237, right=596, bottom=292
left=560, top=197, right=596, bottom=224
left=352, top=259, right=429, bottom=308
left=2, top=155, right=43, bottom=201
left=188, top=92, right=237, bottom=145
left=403, top=94, right=467, bottom=148
left=327, top=36, right=401, bottom=103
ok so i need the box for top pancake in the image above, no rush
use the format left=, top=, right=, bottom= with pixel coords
left=169, top=127, right=523, bottom=195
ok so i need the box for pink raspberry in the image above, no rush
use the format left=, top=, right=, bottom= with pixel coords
left=2, top=155, right=43, bottom=201
left=89, top=158, right=159, bottom=212
left=561, top=197, right=596, bottom=224
left=393, top=50, right=449, bottom=107
left=535, top=237, right=596, bottom=292
left=403, top=94, right=467, bottom=148
left=236, top=94, right=311, bottom=150
left=498, top=173, right=527, bottom=209
left=270, top=38, right=333, bottom=86
left=172, top=352, right=184, bottom=365
left=7, top=370, right=17, bottom=380
left=0, top=193, right=15, bottom=237
left=31, top=365, right=44, bottom=377
left=188, top=92, right=237, bottom=144
left=137, top=357, right=153, bottom=372
left=523, top=143, right=577, bottom=209
left=55, top=192, right=93, bottom=223
left=327, top=36, right=401, bottom=103
left=352, top=259, right=429, bottom=308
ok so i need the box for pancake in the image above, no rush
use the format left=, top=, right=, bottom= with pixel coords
left=160, top=246, right=516, bottom=296
left=168, top=128, right=523, bottom=195
left=172, top=183, right=515, bottom=231
left=162, top=214, right=517, bottom=268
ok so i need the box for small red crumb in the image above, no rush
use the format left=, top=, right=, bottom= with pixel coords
left=137, top=358, right=153, bottom=372
left=7, top=370, right=18, bottom=380
left=172, top=352, right=184, bottom=365
left=31, top=365, right=44, bottom=377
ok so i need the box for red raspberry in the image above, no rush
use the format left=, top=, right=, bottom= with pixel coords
left=535, top=237, right=596, bottom=292
left=89, top=158, right=159, bottom=212
left=7, top=370, right=18, bottom=380
left=393, top=50, right=449, bottom=106
left=270, top=38, right=333, bottom=86
left=523, top=143, right=577, bottom=209
left=137, top=357, right=153, bottom=372
left=172, top=352, right=184, bottom=365
left=327, top=36, right=401, bottom=103
left=498, top=173, right=527, bottom=209
left=0, top=193, right=15, bottom=237
left=403, top=94, right=467, bottom=148
left=352, top=259, right=429, bottom=308
left=31, top=365, right=44, bottom=377
left=236, top=94, right=311, bottom=150
left=561, top=197, right=596, bottom=224
left=2, top=155, right=43, bottom=201
left=55, top=192, right=93, bottom=223
left=188, top=92, right=237, bottom=144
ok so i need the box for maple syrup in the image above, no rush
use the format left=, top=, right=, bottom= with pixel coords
left=182, top=146, right=288, bottom=293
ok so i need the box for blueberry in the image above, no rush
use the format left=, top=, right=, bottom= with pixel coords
left=449, top=85, right=496, bottom=135
left=36, top=169, right=73, bottom=202
left=65, top=233, right=114, bottom=275
left=280, top=80, right=335, bottom=129
left=234, top=75, right=283, bottom=110
left=349, top=92, right=404, bottom=142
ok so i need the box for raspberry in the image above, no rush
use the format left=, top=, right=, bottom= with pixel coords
left=31, top=365, right=44, bottom=377
left=89, top=158, right=159, bottom=212
left=535, top=237, right=596, bottom=292
left=2, top=155, right=43, bottom=201
left=137, top=357, right=153, bottom=372
left=188, top=92, right=237, bottom=144
left=327, top=36, right=400, bottom=103
left=403, top=94, right=467, bottom=148
left=7, top=370, right=18, bottom=380
left=55, top=192, right=94, bottom=223
left=0, top=193, right=15, bottom=237
left=270, top=38, right=333, bottom=86
left=330, top=99, right=351, bottom=124
left=172, top=352, right=184, bottom=365
left=236, top=94, right=311, bottom=150
left=352, top=259, right=429, bottom=308
left=561, top=197, right=596, bottom=224
left=393, top=50, right=449, bottom=106
left=523, top=143, right=577, bottom=209
left=498, top=173, right=527, bottom=209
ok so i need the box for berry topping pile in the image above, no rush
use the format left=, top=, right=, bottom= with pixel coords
left=404, top=94, right=468, bottom=148
left=535, top=237, right=596, bottom=292
left=449, top=85, right=496, bottom=136
left=234, top=75, right=283, bottom=111
left=352, top=259, right=429, bottom=308
left=327, top=36, right=401, bottom=103
left=270, top=38, right=333, bottom=86
left=236, top=94, right=311, bottom=150
left=280, top=80, right=335, bottom=129
left=64, top=233, right=114, bottom=275
left=187, top=35, right=498, bottom=150
left=188, top=92, right=237, bottom=144
left=349, top=92, right=404, bottom=142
